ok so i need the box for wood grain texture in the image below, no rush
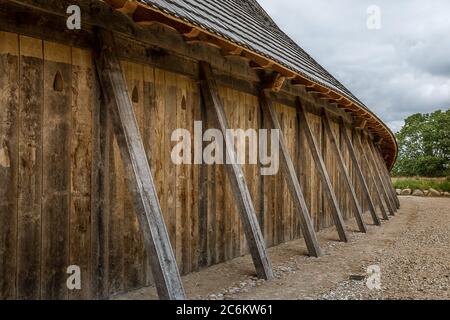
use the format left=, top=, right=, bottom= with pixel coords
left=322, top=111, right=366, bottom=233
left=353, top=132, right=389, bottom=221
left=297, top=99, right=348, bottom=242
left=70, top=47, right=94, bottom=299
left=200, top=62, right=273, bottom=280
left=362, top=135, right=396, bottom=216
left=261, top=92, right=322, bottom=257
left=16, top=35, right=43, bottom=300
left=0, top=31, right=19, bottom=300
left=41, top=41, right=71, bottom=300
left=340, top=119, right=381, bottom=226
left=370, top=140, right=400, bottom=209
left=95, top=30, right=185, bottom=300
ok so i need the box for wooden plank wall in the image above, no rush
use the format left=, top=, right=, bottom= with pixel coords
left=0, top=31, right=392, bottom=299
left=0, top=32, right=97, bottom=300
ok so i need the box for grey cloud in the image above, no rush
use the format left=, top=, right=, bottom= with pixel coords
left=258, top=0, right=450, bottom=132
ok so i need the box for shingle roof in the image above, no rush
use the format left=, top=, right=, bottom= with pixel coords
left=139, top=0, right=367, bottom=109
left=110, top=0, right=397, bottom=167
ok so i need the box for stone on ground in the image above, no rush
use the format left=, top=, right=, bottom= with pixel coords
left=428, top=188, right=441, bottom=197
left=401, top=189, right=412, bottom=195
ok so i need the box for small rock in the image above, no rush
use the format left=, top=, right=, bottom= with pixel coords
left=444, top=192, right=450, bottom=197
left=428, top=188, right=441, bottom=197
left=349, top=274, right=366, bottom=281
left=412, top=189, right=424, bottom=196
left=401, top=189, right=412, bottom=195
left=396, top=189, right=402, bottom=195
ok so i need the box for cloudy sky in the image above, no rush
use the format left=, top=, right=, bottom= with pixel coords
left=258, top=0, right=450, bottom=132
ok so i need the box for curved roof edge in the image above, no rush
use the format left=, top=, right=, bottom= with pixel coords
left=105, top=0, right=398, bottom=169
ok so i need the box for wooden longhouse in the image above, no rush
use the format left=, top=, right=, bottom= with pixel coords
left=0, top=0, right=399, bottom=300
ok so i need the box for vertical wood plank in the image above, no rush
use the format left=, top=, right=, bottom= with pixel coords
left=143, top=65, right=156, bottom=285
left=121, top=61, right=146, bottom=289
left=371, top=141, right=400, bottom=209
left=364, top=135, right=397, bottom=215
left=260, top=93, right=322, bottom=256
left=200, top=62, right=273, bottom=280
left=91, top=49, right=110, bottom=299
left=16, top=35, right=42, bottom=300
left=296, top=99, right=348, bottom=242
left=0, top=31, right=19, bottom=300
left=108, top=135, right=125, bottom=294
left=42, top=41, right=72, bottom=300
left=340, top=118, right=381, bottom=226
left=164, top=71, right=178, bottom=264
left=353, top=132, right=390, bottom=220
left=69, top=48, right=94, bottom=299
left=198, top=82, right=208, bottom=268
left=94, top=30, right=185, bottom=300
left=322, top=111, right=366, bottom=233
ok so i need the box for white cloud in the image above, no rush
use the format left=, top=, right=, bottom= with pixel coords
left=257, top=0, right=450, bottom=132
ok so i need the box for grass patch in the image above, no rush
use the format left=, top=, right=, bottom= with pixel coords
left=392, top=177, right=450, bottom=192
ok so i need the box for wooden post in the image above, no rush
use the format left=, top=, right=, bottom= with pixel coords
left=260, top=91, right=322, bottom=257
left=364, top=135, right=397, bottom=214
left=94, top=29, right=185, bottom=300
left=322, top=110, right=367, bottom=233
left=353, top=132, right=390, bottom=220
left=199, top=62, right=274, bottom=280
left=370, top=141, right=401, bottom=209
left=340, top=118, right=381, bottom=226
left=297, top=99, right=348, bottom=242
left=358, top=134, right=396, bottom=216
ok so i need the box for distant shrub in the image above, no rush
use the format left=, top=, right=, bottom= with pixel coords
left=393, top=178, right=450, bottom=192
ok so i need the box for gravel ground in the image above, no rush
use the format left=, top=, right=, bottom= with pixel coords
left=317, top=197, right=450, bottom=300
left=116, top=197, right=450, bottom=300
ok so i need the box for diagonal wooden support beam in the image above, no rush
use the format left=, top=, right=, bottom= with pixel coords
left=358, top=134, right=395, bottom=216
left=339, top=118, right=381, bottom=226
left=353, top=132, right=390, bottom=220
left=370, top=141, right=401, bottom=209
left=260, top=91, right=322, bottom=257
left=322, top=110, right=367, bottom=233
left=94, top=29, right=185, bottom=300
left=199, top=62, right=274, bottom=280
left=364, top=135, right=397, bottom=214
left=296, top=99, right=348, bottom=242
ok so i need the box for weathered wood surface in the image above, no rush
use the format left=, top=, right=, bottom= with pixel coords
left=297, top=99, right=348, bottom=242
left=353, top=132, right=390, bottom=220
left=322, top=111, right=366, bottom=233
left=260, top=91, right=322, bottom=257
left=0, top=31, right=19, bottom=300
left=41, top=41, right=72, bottom=300
left=370, top=140, right=400, bottom=209
left=94, top=29, right=185, bottom=300
left=363, top=135, right=397, bottom=215
left=17, top=35, right=43, bottom=300
left=0, top=27, right=399, bottom=299
left=200, top=62, right=274, bottom=280
left=339, top=118, right=381, bottom=226
left=70, top=47, right=95, bottom=299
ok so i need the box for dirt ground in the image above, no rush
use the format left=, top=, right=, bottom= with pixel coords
left=115, top=197, right=450, bottom=300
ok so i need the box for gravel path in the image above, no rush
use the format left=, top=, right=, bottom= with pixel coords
left=317, top=197, right=450, bottom=300
left=116, top=197, right=450, bottom=300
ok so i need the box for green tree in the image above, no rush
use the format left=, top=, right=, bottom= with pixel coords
left=393, top=109, right=450, bottom=177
